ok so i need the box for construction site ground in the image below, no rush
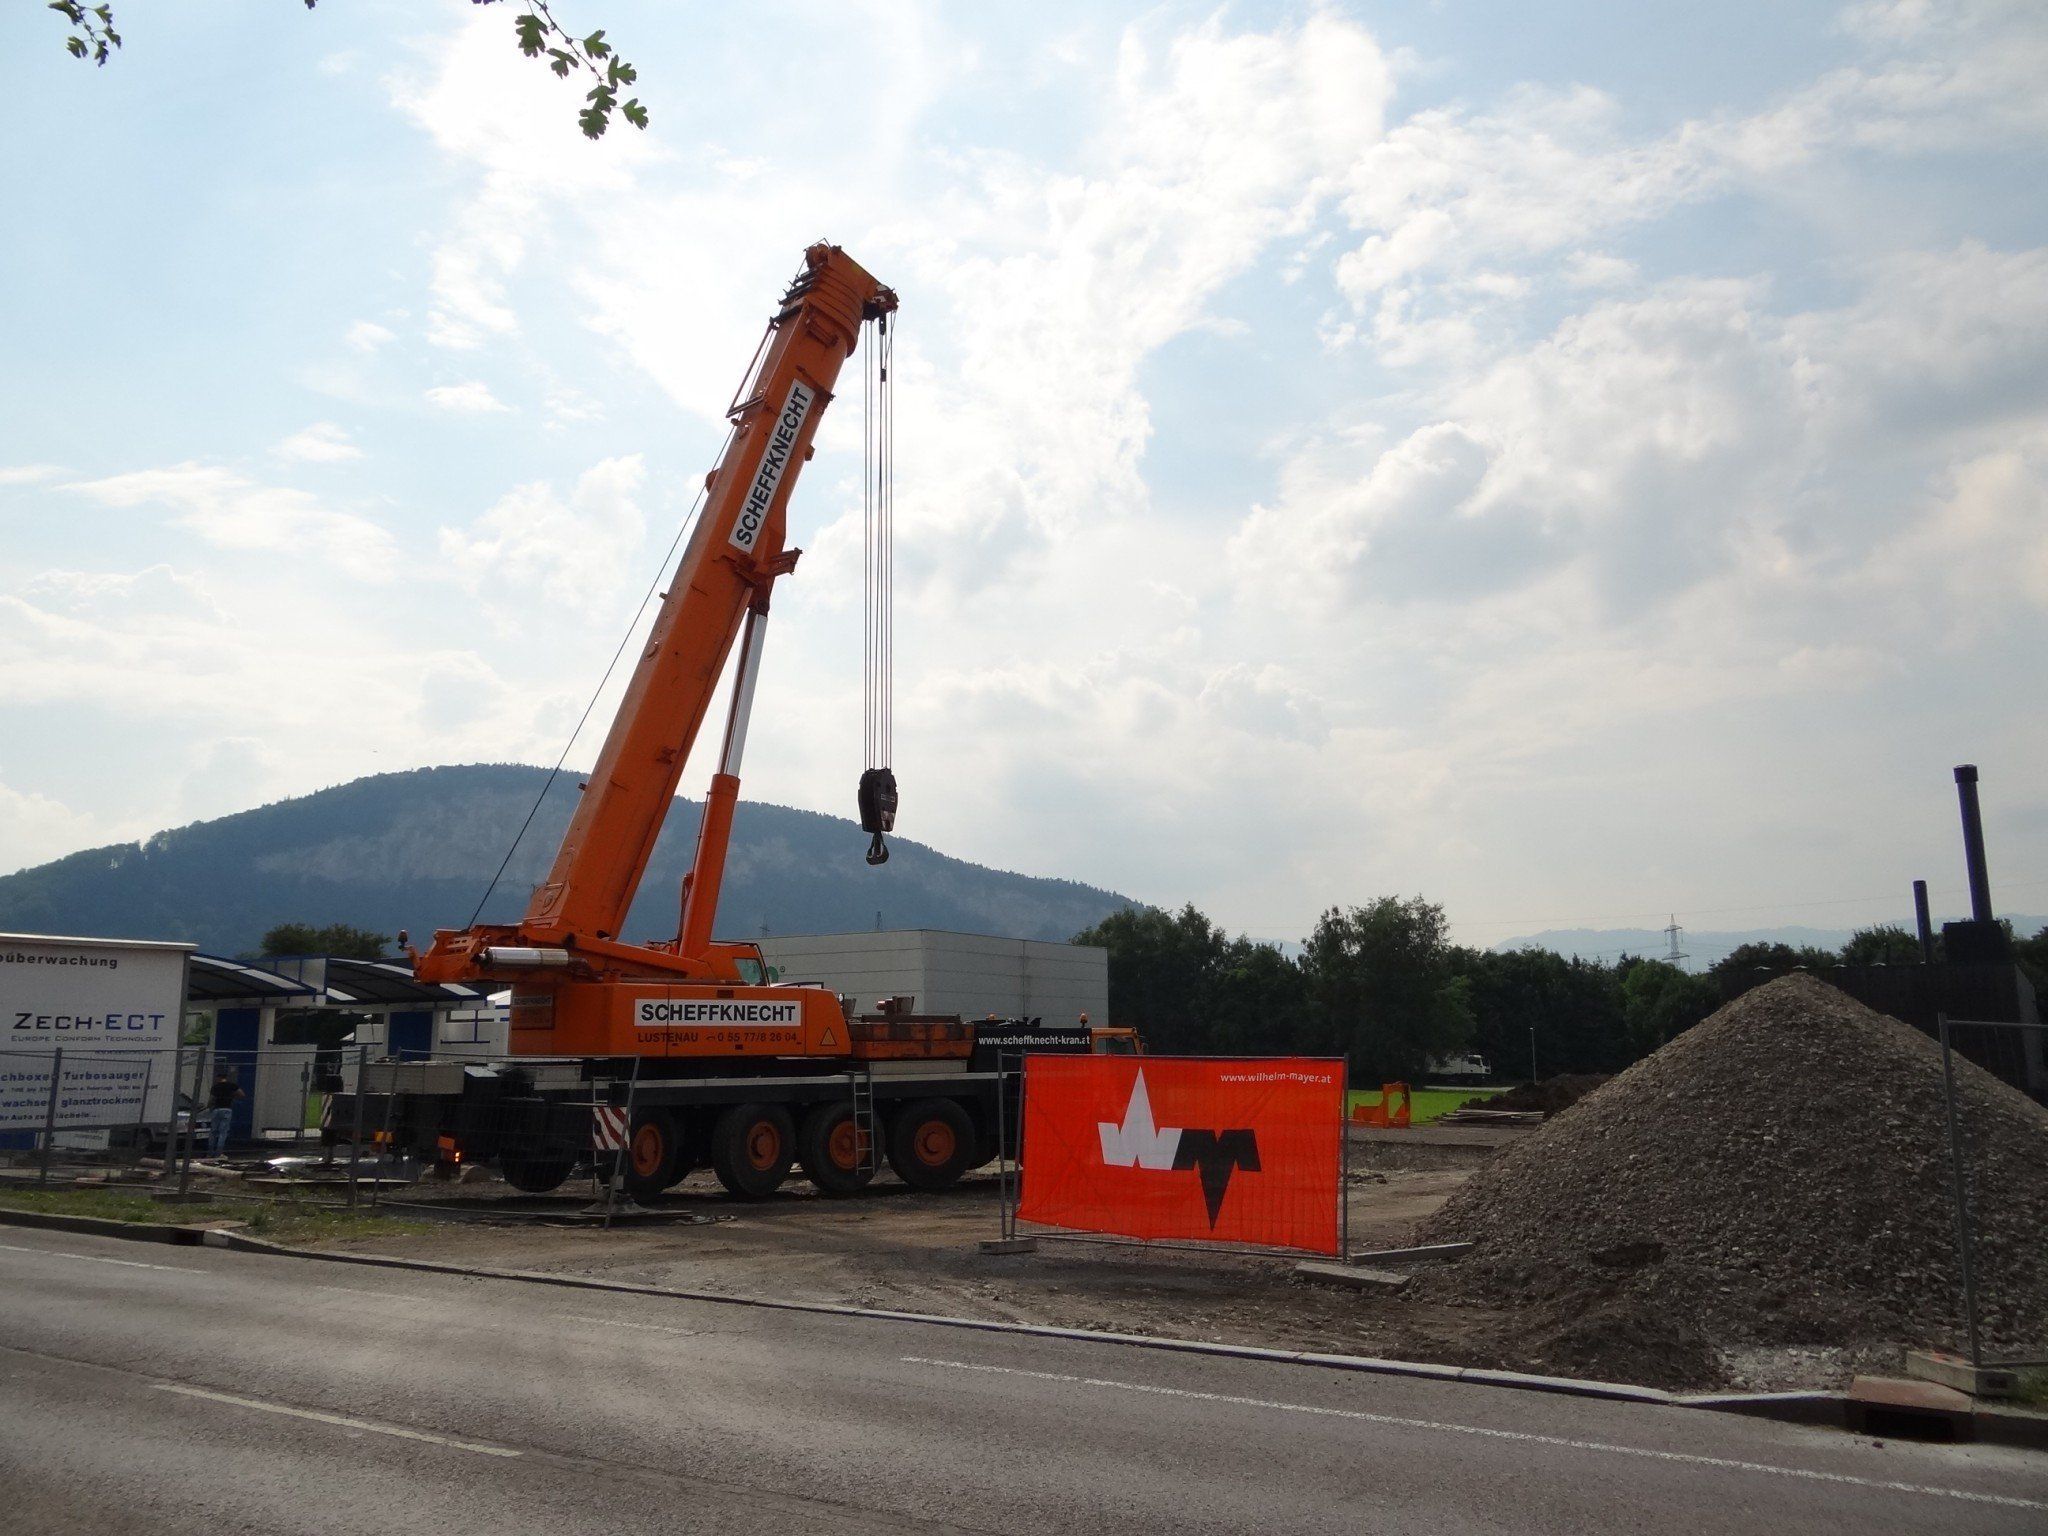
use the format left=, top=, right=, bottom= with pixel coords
left=164, top=1132, right=1872, bottom=1395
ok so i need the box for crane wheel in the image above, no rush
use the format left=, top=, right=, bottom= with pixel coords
left=621, top=1109, right=685, bottom=1201
left=797, top=1102, right=875, bottom=1196
left=886, top=1098, right=975, bottom=1191
left=500, top=1155, right=573, bottom=1194
left=710, top=1102, right=795, bottom=1200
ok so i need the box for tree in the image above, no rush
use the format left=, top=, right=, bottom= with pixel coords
left=1073, top=904, right=1229, bottom=1053
left=1839, top=924, right=1925, bottom=966
left=260, top=922, right=390, bottom=960
left=1457, top=946, right=1633, bottom=1077
left=1074, top=905, right=1308, bottom=1055
left=1300, top=897, right=1472, bottom=1081
left=2016, top=924, right=2048, bottom=992
left=48, top=0, right=648, bottom=139
left=1616, top=957, right=1720, bottom=1058
left=1206, top=936, right=1309, bottom=1056
left=1709, top=940, right=1838, bottom=979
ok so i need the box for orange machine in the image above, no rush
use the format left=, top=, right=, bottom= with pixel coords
left=414, top=244, right=900, bottom=1061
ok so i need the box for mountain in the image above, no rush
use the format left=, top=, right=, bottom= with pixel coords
left=1496, top=919, right=2048, bottom=968
left=0, top=765, right=1134, bottom=954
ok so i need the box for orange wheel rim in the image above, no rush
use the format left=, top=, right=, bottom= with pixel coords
left=827, top=1120, right=861, bottom=1170
left=631, top=1124, right=664, bottom=1176
left=915, top=1121, right=956, bottom=1165
left=745, top=1121, right=781, bottom=1171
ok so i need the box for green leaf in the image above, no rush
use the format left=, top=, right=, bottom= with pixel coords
left=582, top=29, right=609, bottom=59
left=66, top=35, right=86, bottom=57
left=621, top=97, right=648, bottom=130
left=514, top=13, right=546, bottom=57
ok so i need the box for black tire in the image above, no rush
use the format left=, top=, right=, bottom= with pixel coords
left=621, top=1109, right=685, bottom=1201
left=886, top=1098, right=975, bottom=1191
left=500, top=1155, right=573, bottom=1194
left=968, top=1115, right=1001, bottom=1171
left=710, top=1102, right=795, bottom=1200
left=797, top=1101, right=875, bottom=1196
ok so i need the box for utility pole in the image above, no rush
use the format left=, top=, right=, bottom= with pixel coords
left=1663, top=914, right=1688, bottom=971
left=1529, top=1025, right=1538, bottom=1086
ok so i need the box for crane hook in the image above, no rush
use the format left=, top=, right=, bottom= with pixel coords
left=859, top=766, right=897, bottom=866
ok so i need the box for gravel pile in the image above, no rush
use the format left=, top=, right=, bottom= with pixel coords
left=1414, top=975, right=2048, bottom=1373
left=1462, top=1074, right=1609, bottom=1116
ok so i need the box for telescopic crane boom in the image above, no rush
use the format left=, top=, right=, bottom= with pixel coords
left=414, top=244, right=897, bottom=1060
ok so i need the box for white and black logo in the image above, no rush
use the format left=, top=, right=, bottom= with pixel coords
left=728, top=380, right=814, bottom=553
left=1098, top=1071, right=1259, bottom=1227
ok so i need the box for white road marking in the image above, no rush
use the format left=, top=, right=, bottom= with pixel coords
left=151, top=1383, right=521, bottom=1457
left=0, top=1241, right=203, bottom=1274
left=567, top=1314, right=705, bottom=1338
left=901, top=1356, right=2047, bottom=1513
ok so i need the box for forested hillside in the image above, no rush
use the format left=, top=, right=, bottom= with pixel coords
left=0, top=765, right=1131, bottom=954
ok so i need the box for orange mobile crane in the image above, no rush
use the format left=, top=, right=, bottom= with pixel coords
left=415, top=243, right=897, bottom=1061
left=357, top=246, right=1105, bottom=1202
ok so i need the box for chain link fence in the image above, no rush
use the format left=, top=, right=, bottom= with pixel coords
left=0, top=1046, right=167, bottom=1181
left=1933, top=1015, right=2048, bottom=1384
left=330, top=1052, right=646, bottom=1225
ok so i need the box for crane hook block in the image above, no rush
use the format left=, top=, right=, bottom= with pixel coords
left=859, top=766, right=898, bottom=865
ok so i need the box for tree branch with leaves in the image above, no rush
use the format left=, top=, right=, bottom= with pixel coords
left=48, top=0, right=647, bottom=140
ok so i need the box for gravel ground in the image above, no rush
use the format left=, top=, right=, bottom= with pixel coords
left=1415, top=975, right=2048, bottom=1386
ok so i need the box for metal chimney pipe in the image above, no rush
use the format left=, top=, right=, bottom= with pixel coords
left=1912, top=878, right=1935, bottom=963
left=1954, top=764, right=1995, bottom=923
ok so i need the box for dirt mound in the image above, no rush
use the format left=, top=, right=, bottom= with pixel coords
left=1463, top=1074, right=1609, bottom=1116
left=1415, top=975, right=2048, bottom=1380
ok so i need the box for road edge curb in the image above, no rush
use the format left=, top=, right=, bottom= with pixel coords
left=0, top=1208, right=201, bottom=1244
left=21, top=1207, right=2046, bottom=1447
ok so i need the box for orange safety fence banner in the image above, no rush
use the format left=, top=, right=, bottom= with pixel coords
left=1017, top=1055, right=1343, bottom=1256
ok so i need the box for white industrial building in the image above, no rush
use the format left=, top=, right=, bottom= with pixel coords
left=757, top=930, right=1108, bottom=1025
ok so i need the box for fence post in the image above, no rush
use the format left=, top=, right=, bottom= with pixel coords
left=38, top=1047, right=64, bottom=1184
left=995, top=1052, right=1010, bottom=1242
left=132, top=1055, right=156, bottom=1176
left=165, top=1035, right=185, bottom=1184
left=179, top=1045, right=211, bottom=1200
left=1339, top=1058, right=1351, bottom=1260
left=1936, top=1014, right=1983, bottom=1368
left=1013, top=1055, right=1028, bottom=1238
left=371, top=1057, right=400, bottom=1208
left=346, top=1045, right=368, bottom=1208
left=298, top=1055, right=314, bottom=1150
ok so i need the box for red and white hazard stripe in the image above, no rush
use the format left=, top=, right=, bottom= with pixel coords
left=591, top=1107, right=629, bottom=1152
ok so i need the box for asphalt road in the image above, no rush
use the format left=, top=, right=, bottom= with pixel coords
left=1, top=1228, right=2042, bottom=1534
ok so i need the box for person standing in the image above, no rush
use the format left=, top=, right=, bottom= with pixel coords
left=207, top=1068, right=243, bottom=1157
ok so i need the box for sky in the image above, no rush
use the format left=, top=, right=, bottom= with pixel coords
left=1, top=0, right=2044, bottom=950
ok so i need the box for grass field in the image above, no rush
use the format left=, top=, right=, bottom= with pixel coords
left=0, top=1184, right=427, bottom=1245
left=1344, top=1085, right=1501, bottom=1126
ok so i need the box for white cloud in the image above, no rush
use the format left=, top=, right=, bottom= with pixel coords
left=61, top=463, right=398, bottom=581
left=424, top=381, right=511, bottom=413
left=20, top=563, right=225, bottom=623
left=346, top=319, right=395, bottom=352
left=0, top=780, right=120, bottom=875
left=440, top=455, right=649, bottom=616
left=273, top=421, right=362, bottom=463
left=13, top=2, right=2043, bottom=932
left=0, top=464, right=62, bottom=486
left=1324, top=0, right=2048, bottom=364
